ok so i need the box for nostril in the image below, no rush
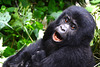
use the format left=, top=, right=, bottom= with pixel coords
left=60, top=26, right=65, bottom=31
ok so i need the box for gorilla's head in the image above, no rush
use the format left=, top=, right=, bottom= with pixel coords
left=43, top=6, right=96, bottom=55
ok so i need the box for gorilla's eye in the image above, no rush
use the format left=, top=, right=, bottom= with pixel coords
left=65, top=18, right=68, bottom=22
left=64, top=17, right=69, bottom=23
left=71, top=25, right=76, bottom=30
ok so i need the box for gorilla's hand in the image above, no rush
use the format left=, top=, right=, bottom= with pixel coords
left=32, top=50, right=46, bottom=67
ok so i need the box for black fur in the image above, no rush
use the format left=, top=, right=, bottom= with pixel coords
left=3, top=6, right=96, bottom=67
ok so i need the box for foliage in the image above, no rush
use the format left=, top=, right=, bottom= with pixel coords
left=0, top=4, right=43, bottom=57
left=0, top=6, right=12, bottom=29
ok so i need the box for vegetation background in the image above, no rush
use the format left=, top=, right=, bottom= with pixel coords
left=0, top=0, right=100, bottom=67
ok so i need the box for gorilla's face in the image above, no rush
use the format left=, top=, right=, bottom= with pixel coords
left=51, top=6, right=96, bottom=45
left=52, top=15, right=78, bottom=42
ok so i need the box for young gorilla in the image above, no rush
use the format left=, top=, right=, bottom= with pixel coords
left=3, top=6, right=96, bottom=67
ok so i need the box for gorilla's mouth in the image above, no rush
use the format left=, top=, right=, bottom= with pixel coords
left=53, top=32, right=63, bottom=42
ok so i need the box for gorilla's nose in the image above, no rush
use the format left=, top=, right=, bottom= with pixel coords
left=60, top=24, right=69, bottom=33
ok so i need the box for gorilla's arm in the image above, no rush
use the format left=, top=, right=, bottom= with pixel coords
left=33, top=47, right=95, bottom=67
left=3, top=39, right=46, bottom=67
left=41, top=49, right=66, bottom=67
left=31, top=47, right=66, bottom=67
left=3, top=47, right=31, bottom=67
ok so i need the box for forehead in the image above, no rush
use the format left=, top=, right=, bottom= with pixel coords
left=59, top=9, right=87, bottom=27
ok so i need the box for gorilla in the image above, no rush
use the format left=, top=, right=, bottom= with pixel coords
left=3, top=6, right=96, bottom=67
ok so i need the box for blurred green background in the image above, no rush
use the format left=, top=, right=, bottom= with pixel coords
left=0, top=0, right=100, bottom=67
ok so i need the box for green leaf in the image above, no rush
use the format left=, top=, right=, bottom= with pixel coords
left=90, top=40, right=94, bottom=46
left=96, top=16, right=100, bottom=29
left=35, top=22, right=43, bottom=29
left=59, top=1, right=64, bottom=9
left=85, top=5, right=96, bottom=13
left=12, top=20, right=23, bottom=27
left=90, top=0, right=100, bottom=5
left=23, top=9, right=32, bottom=24
left=48, top=0, right=58, bottom=12
left=17, top=40, right=23, bottom=50
left=18, top=0, right=31, bottom=7
left=26, top=24, right=35, bottom=30
left=33, top=28, right=39, bottom=38
left=3, top=46, right=15, bottom=57
left=7, top=7, right=16, bottom=12
left=33, top=9, right=44, bottom=18
left=50, top=11, right=62, bottom=19
left=0, top=12, right=12, bottom=29
left=0, top=12, right=11, bottom=22
left=0, top=5, right=6, bottom=11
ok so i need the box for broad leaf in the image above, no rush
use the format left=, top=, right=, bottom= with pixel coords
left=50, top=11, right=62, bottom=19
left=85, top=5, right=96, bottom=13
left=0, top=12, right=12, bottom=29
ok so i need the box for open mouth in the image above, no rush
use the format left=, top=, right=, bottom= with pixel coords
left=53, top=32, right=63, bottom=42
